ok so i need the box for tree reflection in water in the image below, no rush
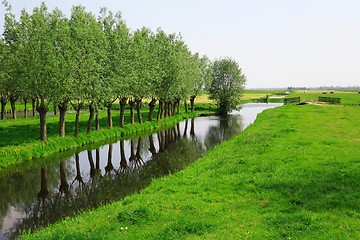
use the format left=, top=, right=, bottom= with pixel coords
left=2, top=112, right=248, bottom=239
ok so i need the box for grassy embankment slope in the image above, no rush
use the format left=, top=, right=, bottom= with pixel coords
left=22, top=96, right=360, bottom=239
left=0, top=104, right=216, bottom=171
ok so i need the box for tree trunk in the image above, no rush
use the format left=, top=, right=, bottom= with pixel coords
left=148, top=135, right=156, bottom=155
left=184, top=100, right=188, bottom=113
left=32, top=98, right=36, bottom=117
left=136, top=98, right=143, bottom=124
left=157, top=100, right=164, bottom=121
left=183, top=119, right=188, bottom=137
left=96, top=148, right=100, bottom=170
left=74, top=107, right=80, bottom=137
left=129, top=139, right=136, bottom=161
left=0, top=97, right=6, bottom=120
left=24, top=98, right=28, bottom=118
left=10, top=95, right=17, bottom=119
left=36, top=102, right=48, bottom=141
left=87, top=104, right=95, bottom=133
left=119, top=97, right=127, bottom=128
left=129, top=99, right=135, bottom=124
left=105, top=144, right=113, bottom=174
left=95, top=111, right=100, bottom=131
left=53, top=102, right=57, bottom=116
left=168, top=102, right=172, bottom=117
left=172, top=101, right=176, bottom=115
left=58, top=100, right=68, bottom=137
left=164, top=101, right=168, bottom=118
left=176, top=123, right=181, bottom=138
left=190, top=96, right=196, bottom=112
left=87, top=150, right=96, bottom=179
left=176, top=99, right=180, bottom=115
left=74, top=153, right=83, bottom=185
left=38, top=167, right=49, bottom=200
left=190, top=118, right=195, bottom=137
left=148, top=98, right=157, bottom=122
left=59, top=161, right=69, bottom=195
left=107, top=102, right=113, bottom=128
left=120, top=140, right=127, bottom=169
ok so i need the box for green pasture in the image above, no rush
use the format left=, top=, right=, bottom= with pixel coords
left=21, top=103, right=360, bottom=239
left=287, top=90, right=360, bottom=105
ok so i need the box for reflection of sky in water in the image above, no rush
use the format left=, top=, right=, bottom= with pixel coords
left=0, top=103, right=282, bottom=239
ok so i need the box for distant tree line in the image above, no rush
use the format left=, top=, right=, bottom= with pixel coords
left=0, top=1, right=245, bottom=141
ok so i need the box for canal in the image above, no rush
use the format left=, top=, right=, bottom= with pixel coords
left=0, top=103, right=282, bottom=239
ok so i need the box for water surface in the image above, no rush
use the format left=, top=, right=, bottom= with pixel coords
left=0, top=103, right=281, bottom=239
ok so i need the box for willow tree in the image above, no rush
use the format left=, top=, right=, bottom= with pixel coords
left=98, top=8, right=117, bottom=128
left=0, top=38, right=8, bottom=119
left=130, top=27, right=156, bottom=124
left=189, top=54, right=212, bottom=112
left=49, top=9, right=72, bottom=137
left=209, top=57, right=246, bottom=114
left=110, top=12, right=131, bottom=128
left=20, top=3, right=66, bottom=141
left=171, top=38, right=196, bottom=115
left=155, top=31, right=180, bottom=119
left=2, top=1, right=22, bottom=120
left=69, top=6, right=106, bottom=135
left=83, top=10, right=107, bottom=133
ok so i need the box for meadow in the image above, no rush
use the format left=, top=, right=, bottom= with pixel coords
left=20, top=93, right=360, bottom=239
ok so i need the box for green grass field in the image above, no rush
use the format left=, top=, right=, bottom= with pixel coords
left=288, top=90, right=360, bottom=105
left=20, top=102, right=360, bottom=239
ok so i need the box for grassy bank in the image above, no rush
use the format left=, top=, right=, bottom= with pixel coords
left=21, top=104, right=360, bottom=239
left=0, top=104, right=216, bottom=171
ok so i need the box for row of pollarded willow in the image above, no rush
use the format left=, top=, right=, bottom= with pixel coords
left=0, top=1, right=213, bottom=141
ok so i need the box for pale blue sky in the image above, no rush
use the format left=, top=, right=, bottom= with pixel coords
left=1, top=0, right=359, bottom=89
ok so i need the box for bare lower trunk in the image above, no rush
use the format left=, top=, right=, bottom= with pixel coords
left=148, top=135, right=156, bottom=155
left=32, top=98, right=36, bottom=117
left=0, top=97, right=6, bottom=120
left=10, top=95, right=17, bottom=119
left=24, top=98, right=28, bottom=118
left=183, top=119, right=188, bottom=137
left=36, top=103, right=48, bottom=141
left=87, top=104, right=95, bottom=133
left=95, top=111, right=100, bottom=131
left=148, top=98, right=157, bottom=122
left=190, top=96, right=196, bottom=112
left=184, top=100, right=188, bottom=113
left=96, top=148, right=100, bottom=170
left=58, top=100, right=68, bottom=137
left=176, top=99, right=180, bottom=114
left=38, top=167, right=49, bottom=200
left=164, top=101, right=168, bottom=118
left=129, top=99, right=135, bottom=124
left=136, top=98, right=142, bottom=124
left=190, top=118, right=195, bottom=137
left=59, top=161, right=69, bottom=195
left=120, top=140, right=127, bottom=169
left=107, top=103, right=113, bottom=128
left=172, top=101, right=176, bottom=115
left=74, top=107, right=80, bottom=137
left=105, top=144, right=113, bottom=174
left=157, top=100, right=164, bottom=121
left=168, top=102, right=172, bottom=117
left=53, top=103, right=57, bottom=116
left=119, top=97, right=127, bottom=128
left=87, top=150, right=96, bottom=179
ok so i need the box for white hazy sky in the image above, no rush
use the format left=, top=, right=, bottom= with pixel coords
left=1, top=0, right=359, bottom=89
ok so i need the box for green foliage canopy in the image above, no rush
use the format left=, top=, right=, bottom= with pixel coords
left=209, top=57, right=246, bottom=114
